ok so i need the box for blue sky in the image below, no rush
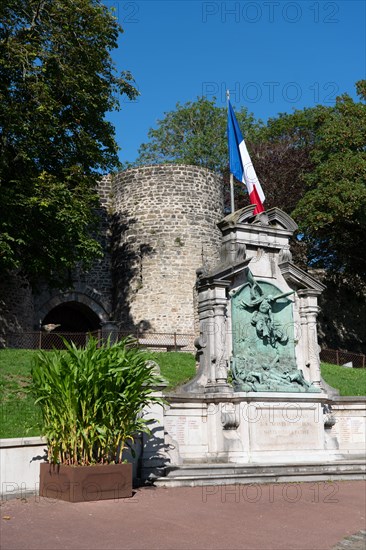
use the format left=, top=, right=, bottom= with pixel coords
left=104, top=0, right=366, bottom=164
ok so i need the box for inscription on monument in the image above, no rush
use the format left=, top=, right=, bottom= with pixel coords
left=334, top=415, right=366, bottom=447
left=250, top=407, right=321, bottom=451
left=165, top=415, right=202, bottom=446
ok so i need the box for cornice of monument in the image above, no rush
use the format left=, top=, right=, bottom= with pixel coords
left=218, top=206, right=298, bottom=234
left=279, top=261, right=326, bottom=293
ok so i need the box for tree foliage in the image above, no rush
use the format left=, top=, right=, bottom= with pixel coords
left=134, top=97, right=262, bottom=173
left=253, top=105, right=330, bottom=212
left=293, top=81, right=366, bottom=276
left=134, top=84, right=366, bottom=279
left=133, top=97, right=327, bottom=216
left=0, top=0, right=138, bottom=286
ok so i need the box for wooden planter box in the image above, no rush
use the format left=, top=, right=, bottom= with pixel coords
left=39, top=462, right=133, bottom=502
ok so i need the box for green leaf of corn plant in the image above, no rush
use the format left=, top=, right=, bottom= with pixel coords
left=28, top=336, right=166, bottom=465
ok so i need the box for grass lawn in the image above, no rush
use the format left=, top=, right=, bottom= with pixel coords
left=0, top=349, right=42, bottom=439
left=1, top=349, right=365, bottom=439
left=320, top=362, right=366, bottom=396
left=149, top=351, right=196, bottom=389
left=0, top=349, right=196, bottom=438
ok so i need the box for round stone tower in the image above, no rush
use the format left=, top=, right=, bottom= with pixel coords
left=111, top=165, right=224, bottom=333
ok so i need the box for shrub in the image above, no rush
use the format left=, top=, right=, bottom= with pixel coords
left=29, top=336, right=165, bottom=465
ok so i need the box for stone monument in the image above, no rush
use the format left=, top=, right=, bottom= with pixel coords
left=155, top=205, right=341, bottom=474
left=187, top=205, right=325, bottom=393
left=137, top=205, right=365, bottom=486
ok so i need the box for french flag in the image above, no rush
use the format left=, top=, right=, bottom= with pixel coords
left=227, top=100, right=265, bottom=214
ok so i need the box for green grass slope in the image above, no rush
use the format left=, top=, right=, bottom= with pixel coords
left=1, top=349, right=365, bottom=438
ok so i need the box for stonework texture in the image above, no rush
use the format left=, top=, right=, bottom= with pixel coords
left=110, top=165, right=224, bottom=333
left=1, top=164, right=364, bottom=354
left=0, top=165, right=224, bottom=342
left=0, top=273, right=34, bottom=344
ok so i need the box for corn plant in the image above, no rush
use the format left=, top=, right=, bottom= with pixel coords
left=29, top=336, right=166, bottom=466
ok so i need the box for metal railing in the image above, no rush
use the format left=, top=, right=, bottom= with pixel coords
left=320, top=348, right=365, bottom=368
left=114, top=331, right=195, bottom=352
left=4, top=332, right=364, bottom=365
left=4, top=330, right=196, bottom=353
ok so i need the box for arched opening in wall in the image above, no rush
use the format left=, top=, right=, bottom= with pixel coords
left=42, top=301, right=101, bottom=333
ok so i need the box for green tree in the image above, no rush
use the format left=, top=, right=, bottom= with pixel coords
left=251, top=105, right=329, bottom=214
left=134, top=85, right=365, bottom=279
left=293, top=81, right=366, bottom=276
left=134, top=97, right=261, bottom=173
left=133, top=97, right=265, bottom=213
left=0, top=0, right=138, bottom=286
left=133, top=97, right=328, bottom=216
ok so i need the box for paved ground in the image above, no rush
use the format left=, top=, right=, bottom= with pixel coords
left=1, top=481, right=365, bottom=550
left=331, top=531, right=365, bottom=550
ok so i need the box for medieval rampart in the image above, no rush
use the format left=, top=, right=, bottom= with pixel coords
left=0, top=165, right=224, bottom=341
left=110, top=165, right=224, bottom=333
left=1, top=163, right=364, bottom=353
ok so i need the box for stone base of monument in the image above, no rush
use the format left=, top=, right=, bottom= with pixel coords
left=154, top=459, right=366, bottom=487
left=148, top=392, right=366, bottom=487
left=162, top=393, right=328, bottom=463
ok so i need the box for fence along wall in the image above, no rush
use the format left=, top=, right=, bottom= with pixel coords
left=0, top=166, right=224, bottom=343
left=5, top=330, right=196, bottom=353
left=320, top=349, right=366, bottom=368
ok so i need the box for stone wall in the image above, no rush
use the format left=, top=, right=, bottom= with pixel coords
left=0, top=273, right=34, bottom=346
left=32, top=200, right=114, bottom=329
left=0, top=166, right=224, bottom=341
left=1, top=164, right=364, bottom=351
left=0, top=176, right=114, bottom=341
left=111, top=165, right=224, bottom=333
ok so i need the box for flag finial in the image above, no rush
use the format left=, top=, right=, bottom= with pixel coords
left=226, top=89, right=230, bottom=101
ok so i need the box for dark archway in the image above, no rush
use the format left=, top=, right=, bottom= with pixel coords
left=42, top=301, right=101, bottom=332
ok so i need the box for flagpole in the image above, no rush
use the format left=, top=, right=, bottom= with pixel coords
left=226, top=90, right=235, bottom=214
left=230, top=174, right=234, bottom=214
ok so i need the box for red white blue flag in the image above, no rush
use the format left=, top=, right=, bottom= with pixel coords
left=227, top=100, right=265, bottom=214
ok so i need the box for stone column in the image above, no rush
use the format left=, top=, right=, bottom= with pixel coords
left=298, top=293, right=310, bottom=378
left=197, top=286, right=216, bottom=387
left=196, top=280, right=231, bottom=393
left=297, top=290, right=322, bottom=389
left=212, top=296, right=229, bottom=388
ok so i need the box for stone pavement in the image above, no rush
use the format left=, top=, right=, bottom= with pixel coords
left=331, top=531, right=365, bottom=550
left=1, top=481, right=365, bottom=550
